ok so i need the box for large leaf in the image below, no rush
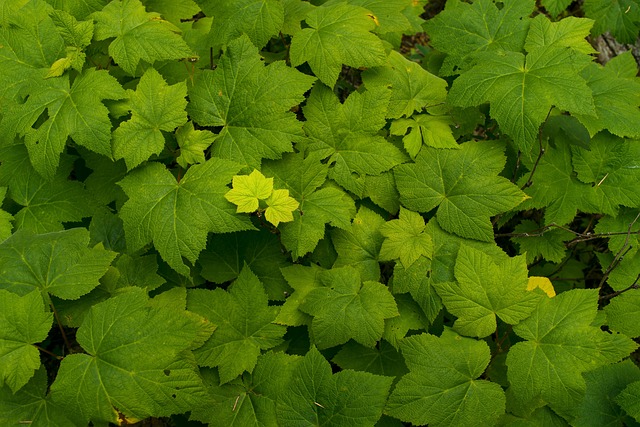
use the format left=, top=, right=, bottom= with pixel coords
left=506, top=289, right=638, bottom=418
left=448, top=44, right=595, bottom=154
left=424, top=0, right=535, bottom=75
left=386, top=329, right=506, bottom=427
left=187, top=267, right=286, bottom=384
left=395, top=141, right=527, bottom=241
left=0, top=69, right=124, bottom=179
left=299, top=266, right=398, bottom=349
left=290, top=3, right=387, bottom=87
left=49, top=288, right=213, bottom=424
left=0, top=228, right=116, bottom=300
left=188, top=35, right=315, bottom=168
left=304, top=84, right=406, bottom=197
left=276, top=346, right=393, bottom=426
left=434, top=245, right=542, bottom=338
left=113, top=68, right=188, bottom=170
left=118, top=160, right=254, bottom=277
left=584, top=0, right=640, bottom=44
left=92, top=0, right=192, bottom=74
left=196, top=0, right=284, bottom=48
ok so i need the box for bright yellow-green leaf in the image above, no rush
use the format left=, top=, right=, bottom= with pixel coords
left=265, top=189, right=299, bottom=226
left=225, top=169, right=274, bottom=213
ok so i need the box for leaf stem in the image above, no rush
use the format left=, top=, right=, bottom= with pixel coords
left=49, top=300, right=73, bottom=353
left=521, top=108, right=552, bottom=189
left=35, top=345, right=63, bottom=360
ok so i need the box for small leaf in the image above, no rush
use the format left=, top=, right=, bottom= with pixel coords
left=0, top=291, right=52, bottom=393
left=225, top=169, right=274, bottom=213
left=265, top=189, right=299, bottom=227
left=379, top=207, right=432, bottom=269
left=527, top=276, right=556, bottom=298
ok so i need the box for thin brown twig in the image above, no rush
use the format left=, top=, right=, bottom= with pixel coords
left=49, top=300, right=72, bottom=353
left=521, top=108, right=552, bottom=189
left=599, top=274, right=640, bottom=301
left=598, top=211, right=640, bottom=290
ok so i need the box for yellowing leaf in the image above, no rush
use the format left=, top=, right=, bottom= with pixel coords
left=225, top=169, right=274, bottom=213
left=265, top=189, right=299, bottom=227
left=527, top=276, right=556, bottom=297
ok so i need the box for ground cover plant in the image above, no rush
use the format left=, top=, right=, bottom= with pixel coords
left=1, top=0, right=640, bottom=425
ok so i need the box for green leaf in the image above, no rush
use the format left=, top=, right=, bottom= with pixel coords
left=333, top=339, right=408, bottom=378
left=386, top=329, right=506, bottom=427
left=276, top=346, right=394, bottom=426
left=111, top=253, right=165, bottom=292
left=524, top=15, right=596, bottom=54
left=391, top=257, right=442, bottom=324
left=519, top=142, right=593, bottom=225
left=199, top=229, right=291, bottom=301
left=573, top=133, right=640, bottom=217
left=281, top=0, right=314, bottom=35
left=262, top=152, right=356, bottom=258
left=379, top=206, right=432, bottom=269
left=0, top=290, right=52, bottom=393
left=390, top=114, right=460, bottom=157
left=113, top=68, right=188, bottom=170
left=584, top=0, right=640, bottom=44
left=190, top=352, right=301, bottom=426
left=118, top=159, right=254, bottom=276
left=0, top=188, right=14, bottom=241
left=435, top=245, right=542, bottom=338
left=573, top=360, right=640, bottom=427
left=511, top=220, right=572, bottom=264
left=362, top=50, right=448, bottom=119
left=92, top=0, right=192, bottom=75
left=144, top=0, right=200, bottom=23
left=331, top=206, right=386, bottom=282
left=187, top=35, right=315, bottom=168
left=304, top=84, right=406, bottom=196
left=197, top=0, right=284, bottom=48
left=540, top=0, right=573, bottom=17
left=0, top=146, right=95, bottom=234
left=331, top=0, right=416, bottom=35
left=44, top=0, right=108, bottom=20
left=605, top=291, right=640, bottom=338
left=187, top=267, right=286, bottom=384
left=424, top=0, right=535, bottom=75
left=276, top=264, right=323, bottom=326
left=290, top=3, right=387, bottom=87
left=49, top=288, right=212, bottom=424
left=383, top=292, right=429, bottom=348
left=225, top=169, right=274, bottom=213
left=506, top=289, right=639, bottom=418
left=265, top=189, right=299, bottom=227
left=0, top=69, right=124, bottom=179
left=448, top=45, right=595, bottom=153
left=0, top=228, right=116, bottom=300
left=395, top=141, right=527, bottom=242
left=0, top=1, right=64, bottom=102
left=617, top=381, right=640, bottom=423
left=574, top=52, right=640, bottom=139
left=175, top=121, right=215, bottom=168
left=300, top=266, right=398, bottom=349
left=0, top=367, right=81, bottom=427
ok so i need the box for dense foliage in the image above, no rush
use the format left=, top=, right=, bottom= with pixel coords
left=1, top=0, right=640, bottom=425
